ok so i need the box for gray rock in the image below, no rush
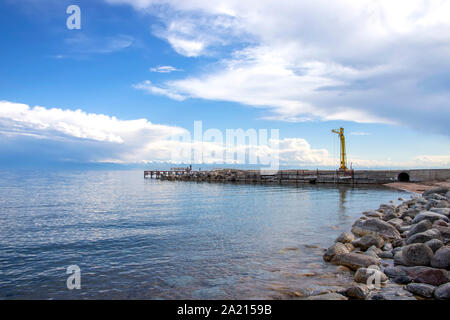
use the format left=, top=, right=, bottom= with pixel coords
left=354, top=268, right=388, bottom=284
left=433, top=219, right=449, bottom=227
left=388, top=218, right=404, bottom=230
left=412, top=211, right=449, bottom=224
left=430, top=208, right=450, bottom=217
left=379, top=251, right=393, bottom=259
left=370, top=293, right=386, bottom=300
left=407, top=219, right=432, bottom=237
left=351, top=218, right=401, bottom=241
left=403, top=216, right=413, bottom=224
left=433, top=225, right=450, bottom=242
left=446, top=191, right=450, bottom=200
left=434, top=282, right=450, bottom=299
left=307, top=293, right=348, bottom=300
left=425, top=239, right=444, bottom=252
left=383, top=211, right=398, bottom=221
left=423, top=187, right=448, bottom=197
left=401, top=209, right=420, bottom=219
left=405, top=283, right=435, bottom=298
left=394, top=251, right=406, bottom=266
left=343, top=284, right=370, bottom=300
left=402, top=243, right=434, bottom=266
left=430, top=246, right=450, bottom=269
left=384, top=266, right=407, bottom=278
left=383, top=242, right=393, bottom=251
left=363, top=210, right=383, bottom=218
left=392, top=275, right=413, bottom=284
left=393, top=247, right=402, bottom=254
left=397, top=266, right=449, bottom=286
left=433, top=200, right=450, bottom=208
left=406, top=228, right=442, bottom=245
left=353, top=234, right=384, bottom=250
left=336, top=232, right=355, bottom=244
left=331, top=253, right=380, bottom=271
left=323, top=242, right=350, bottom=262
left=392, top=239, right=406, bottom=248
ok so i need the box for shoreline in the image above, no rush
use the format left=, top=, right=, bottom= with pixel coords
left=384, top=180, right=450, bottom=194
left=311, top=184, right=450, bottom=300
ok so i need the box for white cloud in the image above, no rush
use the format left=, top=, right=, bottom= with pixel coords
left=0, top=100, right=187, bottom=163
left=0, top=100, right=448, bottom=168
left=105, top=0, right=450, bottom=134
left=150, top=65, right=182, bottom=73
left=64, top=34, right=134, bottom=54
left=133, top=80, right=186, bottom=101
left=166, top=37, right=205, bottom=57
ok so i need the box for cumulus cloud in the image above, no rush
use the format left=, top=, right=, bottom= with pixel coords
left=106, top=0, right=450, bottom=134
left=1, top=100, right=449, bottom=168
left=0, top=100, right=188, bottom=163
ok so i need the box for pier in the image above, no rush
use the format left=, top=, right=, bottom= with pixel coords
left=144, top=168, right=450, bottom=185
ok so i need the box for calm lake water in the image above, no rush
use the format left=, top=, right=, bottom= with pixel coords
left=0, top=170, right=408, bottom=299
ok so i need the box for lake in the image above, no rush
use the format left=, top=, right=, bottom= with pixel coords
left=0, top=170, right=408, bottom=299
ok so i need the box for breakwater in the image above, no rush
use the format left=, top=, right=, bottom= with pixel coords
left=318, top=186, right=450, bottom=300
left=144, top=168, right=450, bottom=185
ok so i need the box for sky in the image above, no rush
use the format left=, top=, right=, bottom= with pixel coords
left=0, top=0, right=449, bottom=169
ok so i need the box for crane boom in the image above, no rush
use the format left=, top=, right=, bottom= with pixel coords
left=332, top=127, right=348, bottom=170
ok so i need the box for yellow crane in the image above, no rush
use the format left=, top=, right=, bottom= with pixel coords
left=332, top=127, right=348, bottom=170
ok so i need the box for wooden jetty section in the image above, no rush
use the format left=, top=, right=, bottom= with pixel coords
left=144, top=168, right=450, bottom=185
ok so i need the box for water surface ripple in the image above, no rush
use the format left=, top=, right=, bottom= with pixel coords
left=0, top=170, right=406, bottom=299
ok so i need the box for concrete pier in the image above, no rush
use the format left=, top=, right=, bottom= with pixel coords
left=144, top=168, right=450, bottom=185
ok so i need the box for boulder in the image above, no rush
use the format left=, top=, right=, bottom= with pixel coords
left=430, top=208, right=450, bottom=217
left=430, top=246, right=450, bottom=269
left=398, top=266, right=449, bottom=286
left=363, top=211, right=383, bottom=218
left=351, top=218, right=401, bottom=241
left=423, top=187, right=448, bottom=197
left=336, top=232, right=355, bottom=244
left=382, top=211, right=398, bottom=221
left=425, top=239, right=444, bottom=252
left=343, top=284, right=370, bottom=300
left=352, top=234, right=384, bottom=250
left=394, top=251, right=406, bottom=266
left=370, top=293, right=386, bottom=300
left=383, top=266, right=407, bottom=278
left=412, top=211, right=449, bottom=224
left=383, top=242, right=393, bottom=251
left=379, top=251, right=393, bottom=259
left=354, top=268, right=388, bottom=284
left=434, top=282, right=450, bottom=299
left=446, top=191, right=450, bottom=199
left=433, top=225, right=450, bottom=242
left=387, top=218, right=404, bottom=230
left=392, top=275, right=413, bottom=284
left=402, top=243, right=434, bottom=266
left=407, top=220, right=432, bottom=237
left=307, top=293, right=348, bottom=300
left=323, top=242, right=350, bottom=262
left=406, top=228, right=442, bottom=245
left=392, top=239, right=406, bottom=248
left=405, top=283, right=435, bottom=298
left=331, top=253, right=380, bottom=271
left=403, top=216, right=413, bottom=224
left=400, top=209, right=420, bottom=219
left=432, top=200, right=450, bottom=209
left=433, top=219, right=449, bottom=227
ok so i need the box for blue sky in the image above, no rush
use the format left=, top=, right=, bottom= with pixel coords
left=0, top=0, right=449, bottom=169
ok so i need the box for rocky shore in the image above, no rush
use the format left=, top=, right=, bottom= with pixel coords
left=317, top=186, right=450, bottom=300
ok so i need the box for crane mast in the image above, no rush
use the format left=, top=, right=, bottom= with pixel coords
left=332, top=127, right=348, bottom=170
